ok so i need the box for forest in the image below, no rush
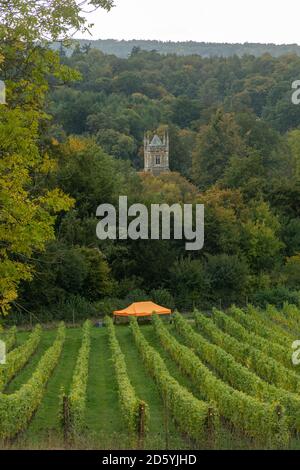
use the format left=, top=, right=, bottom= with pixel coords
left=53, top=39, right=300, bottom=59
left=1, top=1, right=300, bottom=325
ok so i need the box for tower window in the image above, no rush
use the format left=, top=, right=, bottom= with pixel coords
left=155, top=156, right=161, bottom=165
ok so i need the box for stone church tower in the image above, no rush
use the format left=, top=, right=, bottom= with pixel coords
left=144, top=131, right=170, bottom=176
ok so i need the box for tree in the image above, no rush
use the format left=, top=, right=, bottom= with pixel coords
left=20, top=242, right=113, bottom=309
left=282, top=218, right=300, bottom=257
left=235, top=112, right=292, bottom=179
left=0, top=87, right=74, bottom=314
left=95, top=129, right=136, bottom=161
left=192, top=109, right=245, bottom=189
left=0, top=0, right=113, bottom=314
left=206, top=254, right=249, bottom=305
left=283, top=254, right=300, bottom=289
left=77, top=247, right=114, bottom=300
left=0, top=1, right=114, bottom=42
left=198, top=186, right=244, bottom=254
left=169, top=258, right=210, bottom=309
left=241, top=202, right=284, bottom=273
left=287, top=129, right=300, bottom=179
left=56, top=137, right=139, bottom=217
left=222, top=151, right=266, bottom=198
left=139, top=171, right=198, bottom=205
left=156, top=124, right=195, bottom=177
left=170, top=95, right=200, bottom=128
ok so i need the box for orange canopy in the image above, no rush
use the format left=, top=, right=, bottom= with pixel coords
left=113, top=301, right=172, bottom=317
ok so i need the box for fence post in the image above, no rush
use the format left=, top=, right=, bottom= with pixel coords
left=206, top=405, right=217, bottom=448
left=63, top=395, right=71, bottom=443
left=164, top=392, right=169, bottom=450
left=138, top=402, right=146, bottom=449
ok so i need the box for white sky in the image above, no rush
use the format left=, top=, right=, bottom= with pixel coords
left=76, top=0, right=300, bottom=44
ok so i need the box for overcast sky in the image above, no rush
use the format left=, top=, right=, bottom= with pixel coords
left=75, top=0, right=300, bottom=44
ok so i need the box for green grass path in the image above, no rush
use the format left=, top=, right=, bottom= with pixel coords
left=85, top=328, right=126, bottom=448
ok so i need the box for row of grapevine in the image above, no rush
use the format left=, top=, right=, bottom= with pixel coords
left=106, top=317, right=148, bottom=443
left=152, top=315, right=289, bottom=448
left=4, top=327, right=17, bottom=352
left=228, top=306, right=293, bottom=346
left=282, top=303, right=300, bottom=326
left=0, top=323, right=65, bottom=440
left=173, top=313, right=300, bottom=433
left=67, top=320, right=91, bottom=437
left=211, top=309, right=292, bottom=369
left=246, top=305, right=296, bottom=340
left=194, top=312, right=300, bottom=394
left=130, top=318, right=219, bottom=446
left=265, top=304, right=300, bottom=333
left=0, top=325, right=42, bottom=391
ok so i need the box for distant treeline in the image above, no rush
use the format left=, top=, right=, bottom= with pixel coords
left=52, top=39, right=300, bottom=58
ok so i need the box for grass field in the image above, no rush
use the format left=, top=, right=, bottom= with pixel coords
left=1, top=306, right=300, bottom=450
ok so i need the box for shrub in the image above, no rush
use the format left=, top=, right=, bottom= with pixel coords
left=251, top=287, right=300, bottom=309
left=150, top=289, right=175, bottom=309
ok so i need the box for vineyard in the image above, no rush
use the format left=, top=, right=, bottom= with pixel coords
left=1, top=305, right=300, bottom=449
